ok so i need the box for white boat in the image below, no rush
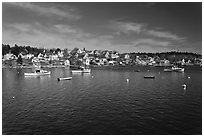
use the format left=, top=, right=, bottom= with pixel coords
left=71, top=68, right=91, bottom=73
left=24, top=69, right=51, bottom=76
left=164, top=68, right=172, bottom=72
left=171, top=66, right=185, bottom=72
left=57, top=77, right=72, bottom=81
left=164, top=66, right=184, bottom=72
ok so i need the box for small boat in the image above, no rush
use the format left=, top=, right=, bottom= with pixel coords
left=71, top=66, right=91, bottom=73
left=163, top=68, right=172, bottom=72
left=144, top=76, right=155, bottom=79
left=24, top=69, right=51, bottom=76
left=171, top=66, right=185, bottom=72
left=164, top=66, right=184, bottom=72
left=57, top=77, right=72, bottom=81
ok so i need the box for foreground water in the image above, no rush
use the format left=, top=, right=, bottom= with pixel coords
left=2, top=66, right=202, bottom=135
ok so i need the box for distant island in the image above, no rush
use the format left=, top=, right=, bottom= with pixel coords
left=2, top=44, right=202, bottom=68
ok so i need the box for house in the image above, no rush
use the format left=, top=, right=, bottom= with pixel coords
left=83, top=53, right=89, bottom=60
left=58, top=51, right=64, bottom=58
left=105, top=51, right=110, bottom=58
left=49, top=54, right=59, bottom=60
left=124, top=54, right=130, bottom=60
left=111, top=52, right=119, bottom=59
left=159, top=59, right=170, bottom=66
left=3, top=52, right=17, bottom=60
left=25, top=53, right=34, bottom=59
left=64, top=60, right=70, bottom=66
left=85, top=58, right=90, bottom=66
left=109, top=60, right=117, bottom=65
left=99, top=58, right=108, bottom=65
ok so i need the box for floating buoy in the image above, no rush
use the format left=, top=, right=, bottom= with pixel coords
left=12, top=96, right=15, bottom=99
left=188, top=76, right=190, bottom=79
left=126, top=79, right=129, bottom=82
left=182, top=84, right=187, bottom=90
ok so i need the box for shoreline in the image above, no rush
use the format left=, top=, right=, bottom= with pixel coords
left=2, top=64, right=201, bottom=69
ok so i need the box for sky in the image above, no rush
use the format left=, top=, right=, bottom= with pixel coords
left=2, top=2, right=202, bottom=54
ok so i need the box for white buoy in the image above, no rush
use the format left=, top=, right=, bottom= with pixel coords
left=12, top=96, right=15, bottom=99
left=126, top=79, right=129, bottom=82
left=188, top=76, right=190, bottom=79
left=182, top=84, right=187, bottom=90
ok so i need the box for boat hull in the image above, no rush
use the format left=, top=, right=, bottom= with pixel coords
left=71, top=69, right=91, bottom=73
left=24, top=71, right=51, bottom=76
left=144, top=76, right=155, bottom=78
left=57, top=77, right=72, bottom=81
left=164, top=69, right=172, bottom=72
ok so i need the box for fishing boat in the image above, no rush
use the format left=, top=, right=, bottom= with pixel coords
left=71, top=69, right=91, bottom=73
left=163, top=66, right=184, bottom=72
left=171, top=66, right=185, bottom=72
left=57, top=77, right=72, bottom=81
left=24, top=69, right=51, bottom=76
left=71, top=66, right=91, bottom=73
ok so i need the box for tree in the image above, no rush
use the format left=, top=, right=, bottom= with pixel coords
left=17, top=55, right=23, bottom=65
left=2, top=44, right=11, bottom=55
left=11, top=44, right=20, bottom=56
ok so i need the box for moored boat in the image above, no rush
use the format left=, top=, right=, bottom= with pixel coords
left=171, top=66, right=185, bottom=72
left=71, top=66, right=91, bottom=73
left=163, top=68, right=172, bottom=72
left=144, top=76, right=155, bottom=78
left=57, top=77, right=72, bottom=81
left=24, top=69, right=51, bottom=76
left=163, top=66, right=184, bottom=72
left=71, top=69, right=91, bottom=73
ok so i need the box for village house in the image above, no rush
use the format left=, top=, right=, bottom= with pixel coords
left=3, top=52, right=17, bottom=60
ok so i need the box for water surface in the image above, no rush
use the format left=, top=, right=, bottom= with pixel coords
left=2, top=66, right=202, bottom=135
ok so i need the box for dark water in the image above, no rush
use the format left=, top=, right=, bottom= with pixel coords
left=2, top=66, right=202, bottom=135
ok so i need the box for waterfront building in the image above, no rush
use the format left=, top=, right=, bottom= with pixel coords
left=3, top=52, right=17, bottom=60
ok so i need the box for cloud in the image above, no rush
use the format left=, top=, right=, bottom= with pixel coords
left=2, top=22, right=115, bottom=51
left=5, top=2, right=80, bottom=20
left=109, top=21, right=146, bottom=35
left=145, top=30, right=185, bottom=41
left=133, top=38, right=172, bottom=47
left=108, top=20, right=185, bottom=43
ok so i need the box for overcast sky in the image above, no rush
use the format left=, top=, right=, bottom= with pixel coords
left=2, top=2, right=202, bottom=54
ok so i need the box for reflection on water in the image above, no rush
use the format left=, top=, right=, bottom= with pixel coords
left=2, top=67, right=202, bottom=135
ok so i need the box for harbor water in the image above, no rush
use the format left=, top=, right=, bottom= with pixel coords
left=2, top=66, right=202, bottom=135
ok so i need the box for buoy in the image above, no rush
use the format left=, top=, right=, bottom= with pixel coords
left=182, top=84, right=187, bottom=90
left=12, top=96, right=15, bottom=99
left=126, top=79, right=129, bottom=82
left=92, top=76, right=94, bottom=78
left=188, top=76, right=190, bottom=79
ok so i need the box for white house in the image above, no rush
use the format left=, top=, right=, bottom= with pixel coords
left=85, top=58, right=90, bottom=66
left=124, top=54, right=130, bottom=60
left=3, top=52, right=17, bottom=60
left=25, top=53, right=34, bottom=59
left=49, top=54, right=59, bottom=60
left=64, top=60, right=70, bottom=66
